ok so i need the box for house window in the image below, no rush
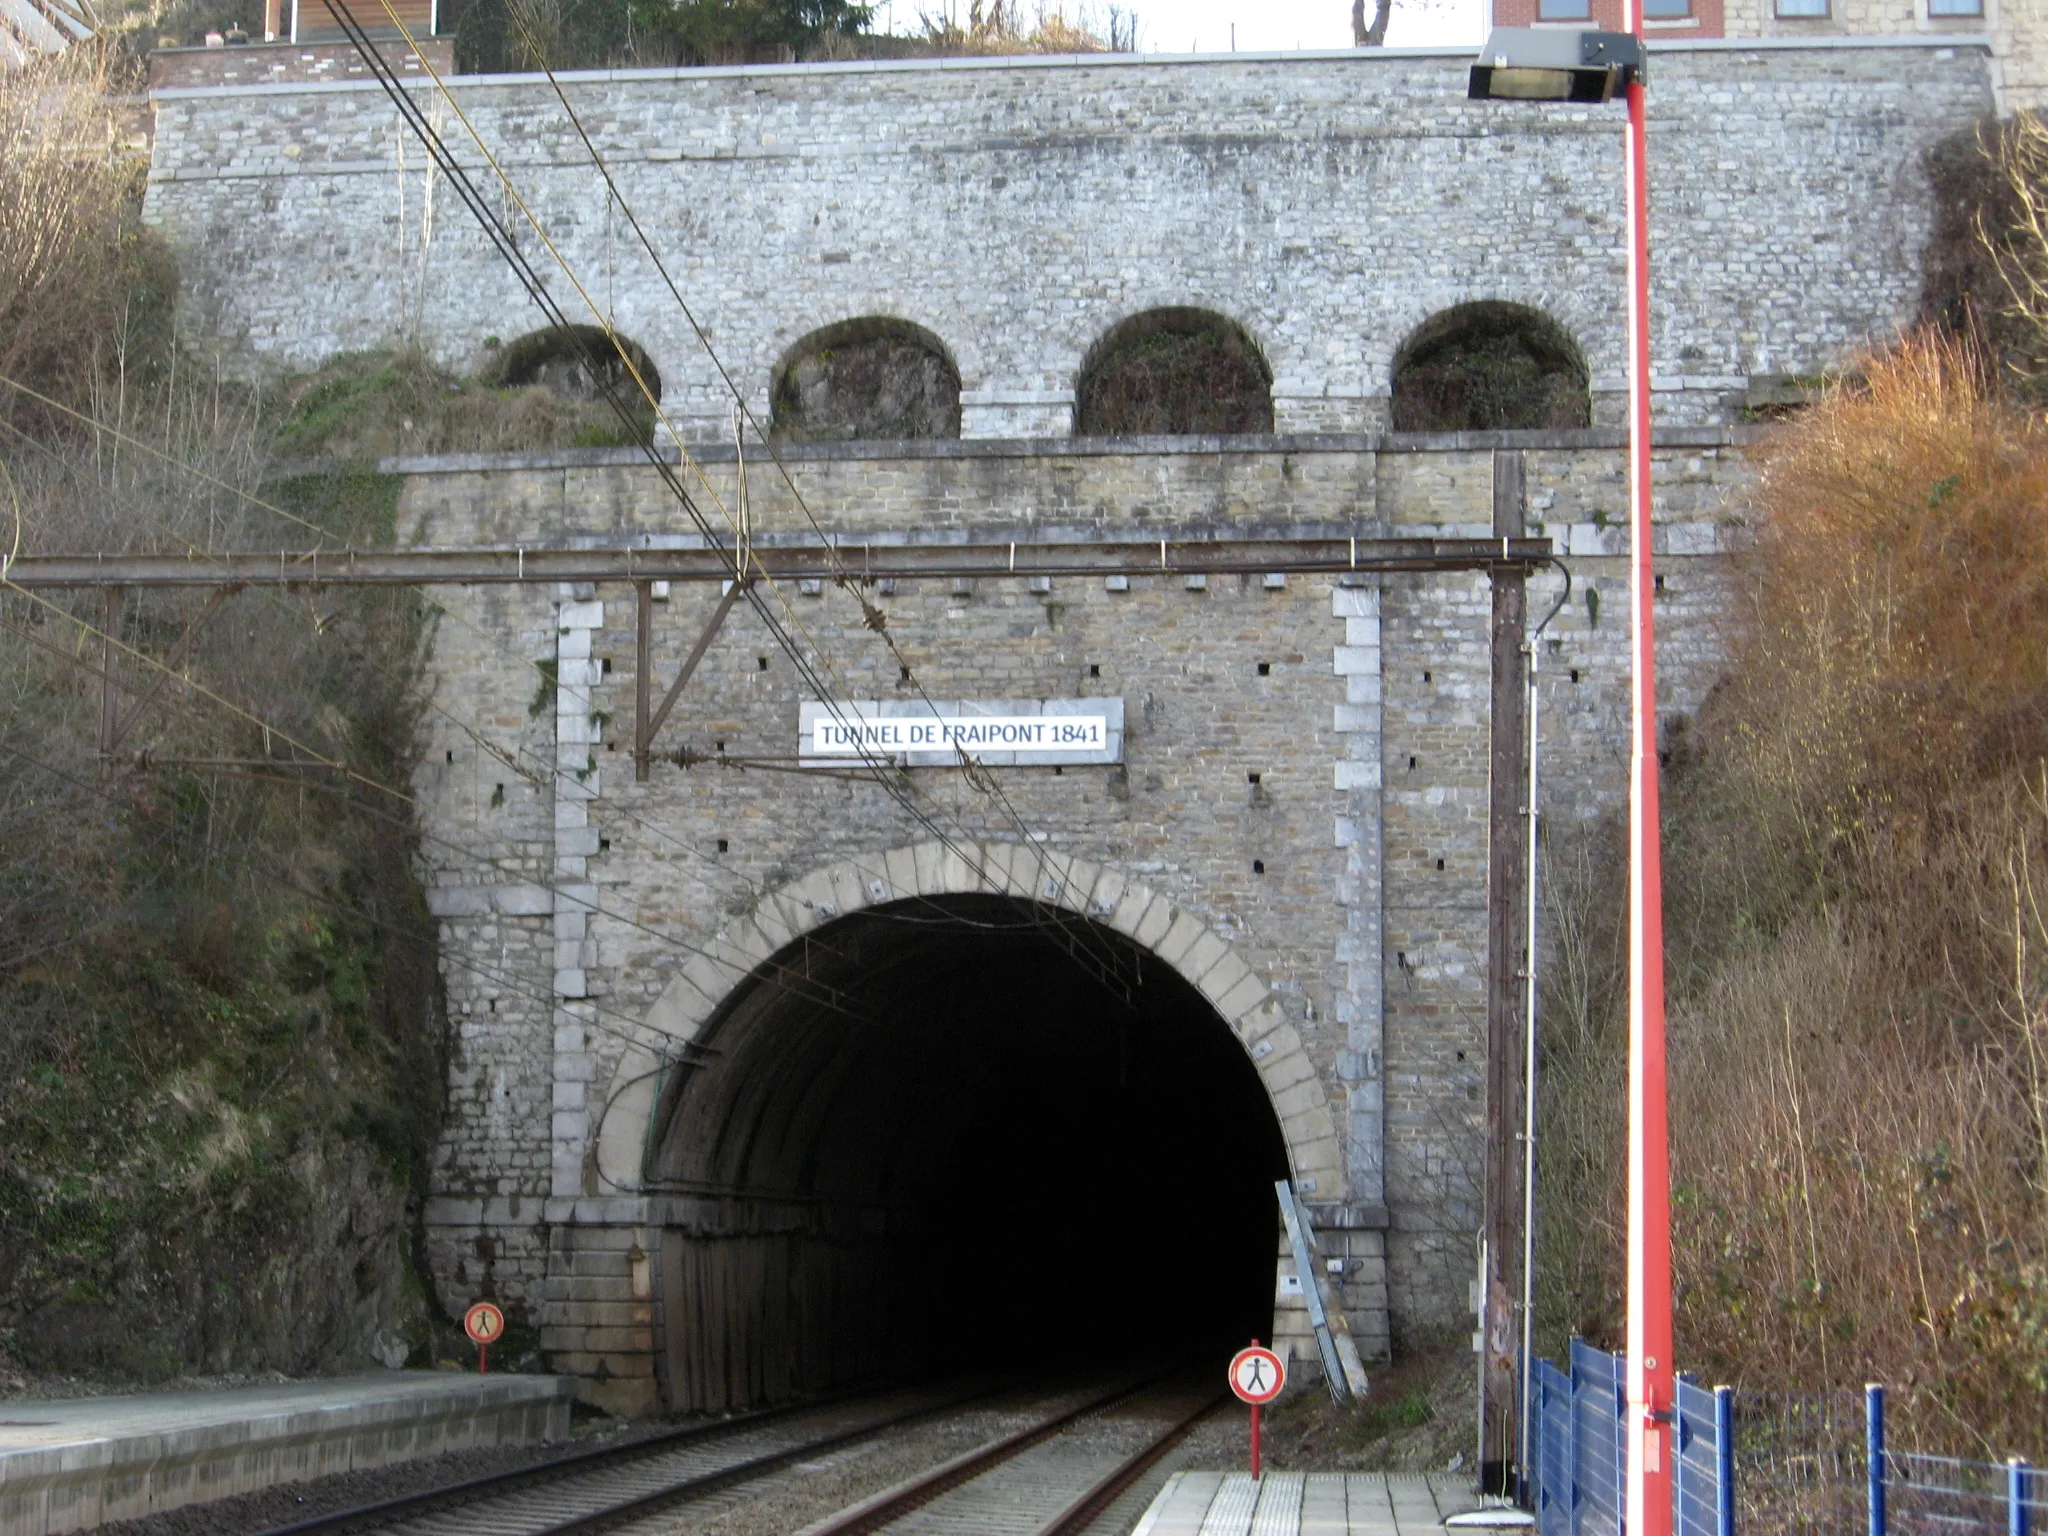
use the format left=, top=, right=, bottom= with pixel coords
left=1644, top=0, right=1692, bottom=17
left=1775, top=0, right=1828, bottom=15
left=1928, top=0, right=1984, bottom=16
left=1537, top=0, right=1592, bottom=19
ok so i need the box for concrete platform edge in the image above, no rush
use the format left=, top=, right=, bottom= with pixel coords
left=0, top=1372, right=577, bottom=1536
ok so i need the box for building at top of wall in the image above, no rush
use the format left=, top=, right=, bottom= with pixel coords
left=1487, top=0, right=2044, bottom=110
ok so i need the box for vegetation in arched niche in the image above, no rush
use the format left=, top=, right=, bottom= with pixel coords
left=1390, top=302, right=1588, bottom=433
left=771, top=319, right=961, bottom=442
left=1075, top=308, right=1274, bottom=437
left=494, top=323, right=661, bottom=404
left=273, top=342, right=656, bottom=461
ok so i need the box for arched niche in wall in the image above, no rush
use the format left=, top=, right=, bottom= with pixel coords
left=770, top=318, right=962, bottom=442
left=1389, top=301, right=1589, bottom=432
left=496, top=323, right=662, bottom=402
left=492, top=323, right=662, bottom=441
left=1074, top=307, right=1274, bottom=437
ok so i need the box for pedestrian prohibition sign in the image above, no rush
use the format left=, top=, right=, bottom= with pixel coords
left=464, top=1301, right=506, bottom=1345
left=1229, top=1344, right=1285, bottom=1405
left=465, top=1301, right=505, bottom=1375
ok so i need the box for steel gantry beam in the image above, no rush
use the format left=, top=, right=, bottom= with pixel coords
left=0, top=535, right=1554, bottom=589
left=4, top=531, right=1557, bottom=780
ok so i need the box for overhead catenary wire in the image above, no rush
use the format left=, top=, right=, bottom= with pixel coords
left=492, top=13, right=1142, bottom=989
left=0, top=365, right=1143, bottom=997
left=0, top=631, right=880, bottom=1034
left=324, top=0, right=1135, bottom=996
left=0, top=596, right=889, bottom=1029
left=4, top=21, right=1133, bottom=997
left=0, top=411, right=930, bottom=986
left=0, top=735, right=958, bottom=1202
left=347, top=3, right=1138, bottom=992
left=0, top=739, right=740, bottom=1069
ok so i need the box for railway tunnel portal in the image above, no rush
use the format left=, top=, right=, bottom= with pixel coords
left=112, top=28, right=1999, bottom=1426
left=644, top=888, right=1292, bottom=1413
left=402, top=432, right=1749, bottom=1418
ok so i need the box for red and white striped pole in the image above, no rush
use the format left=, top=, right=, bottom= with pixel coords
left=1621, top=3, right=1674, bottom=1532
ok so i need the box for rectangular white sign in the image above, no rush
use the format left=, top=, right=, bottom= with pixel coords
left=798, top=699, right=1124, bottom=767
left=811, top=714, right=1106, bottom=755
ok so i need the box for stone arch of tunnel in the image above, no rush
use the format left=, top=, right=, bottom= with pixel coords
left=589, top=844, right=1340, bottom=1414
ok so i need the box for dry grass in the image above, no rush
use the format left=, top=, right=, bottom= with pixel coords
left=1541, top=337, right=2048, bottom=1458
left=911, top=0, right=1138, bottom=53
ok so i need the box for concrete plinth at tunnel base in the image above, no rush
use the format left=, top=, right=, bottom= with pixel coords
left=0, top=1371, right=576, bottom=1536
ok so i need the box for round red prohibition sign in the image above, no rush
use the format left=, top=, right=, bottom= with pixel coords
left=1228, top=1344, right=1286, bottom=1406
left=464, top=1301, right=506, bottom=1347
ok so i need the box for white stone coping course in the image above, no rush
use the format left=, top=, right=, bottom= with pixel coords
left=0, top=1371, right=577, bottom=1536
left=148, top=34, right=1992, bottom=98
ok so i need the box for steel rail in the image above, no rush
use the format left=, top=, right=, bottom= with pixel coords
left=1031, top=1391, right=1227, bottom=1536
left=524, top=1373, right=1166, bottom=1536
left=242, top=1379, right=1005, bottom=1536
left=802, top=1374, right=1215, bottom=1536
left=1, top=536, right=1553, bottom=588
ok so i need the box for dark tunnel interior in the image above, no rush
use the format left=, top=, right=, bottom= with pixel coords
left=646, top=895, right=1291, bottom=1412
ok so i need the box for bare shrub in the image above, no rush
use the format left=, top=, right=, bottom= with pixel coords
left=0, top=51, right=174, bottom=428
left=1539, top=336, right=2048, bottom=1456
left=1531, top=821, right=1628, bottom=1360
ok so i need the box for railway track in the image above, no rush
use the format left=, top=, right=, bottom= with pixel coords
left=800, top=1372, right=1223, bottom=1536
left=243, top=1370, right=1220, bottom=1536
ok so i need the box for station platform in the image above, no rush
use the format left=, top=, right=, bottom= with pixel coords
left=1134, top=1471, right=1484, bottom=1536
left=0, top=1370, right=577, bottom=1536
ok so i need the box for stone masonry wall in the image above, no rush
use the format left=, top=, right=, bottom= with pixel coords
left=396, top=432, right=1752, bottom=1408
left=144, top=42, right=1990, bottom=443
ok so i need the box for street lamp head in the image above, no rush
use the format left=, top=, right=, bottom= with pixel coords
left=1468, top=28, right=1644, bottom=103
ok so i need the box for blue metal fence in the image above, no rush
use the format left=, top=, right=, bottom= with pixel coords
left=1527, top=1345, right=2041, bottom=1536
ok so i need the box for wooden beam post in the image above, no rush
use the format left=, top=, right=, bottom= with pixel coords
left=1482, top=448, right=1530, bottom=1497
left=643, top=581, right=745, bottom=752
